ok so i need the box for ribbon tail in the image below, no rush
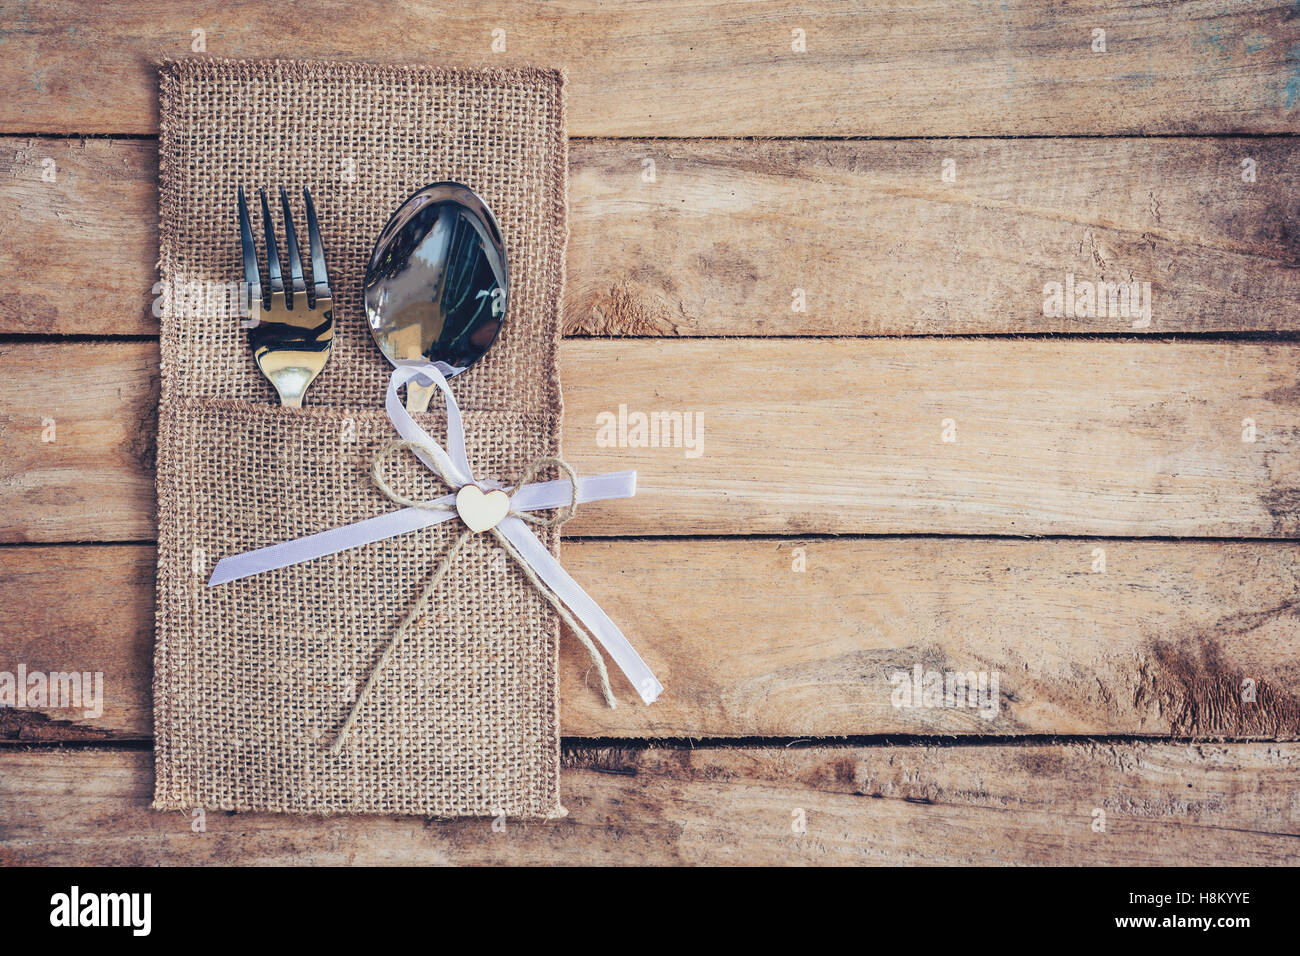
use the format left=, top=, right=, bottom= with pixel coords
left=508, top=470, right=636, bottom=509
left=208, top=499, right=459, bottom=586
left=496, top=516, right=662, bottom=705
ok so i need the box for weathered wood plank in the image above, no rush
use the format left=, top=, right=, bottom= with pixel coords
left=0, top=546, right=153, bottom=742
left=0, top=138, right=158, bottom=336
left=4, top=136, right=1298, bottom=336
left=3, top=541, right=1298, bottom=741
left=1, top=745, right=1295, bottom=865
left=569, top=138, right=1300, bottom=336
left=2, top=340, right=1299, bottom=540
left=0, top=342, right=159, bottom=542
left=2, top=2, right=1296, bottom=137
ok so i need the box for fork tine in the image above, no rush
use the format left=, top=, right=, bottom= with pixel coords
left=278, top=186, right=306, bottom=306
left=237, top=186, right=262, bottom=304
left=303, top=187, right=331, bottom=301
left=258, top=187, right=284, bottom=294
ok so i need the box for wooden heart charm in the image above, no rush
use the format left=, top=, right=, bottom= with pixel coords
left=455, top=485, right=510, bottom=534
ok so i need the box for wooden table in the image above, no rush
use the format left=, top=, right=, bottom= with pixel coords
left=1, top=1, right=1298, bottom=865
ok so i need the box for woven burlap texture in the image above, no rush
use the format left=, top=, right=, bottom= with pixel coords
left=153, top=57, right=568, bottom=817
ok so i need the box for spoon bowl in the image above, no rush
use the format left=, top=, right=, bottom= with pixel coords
left=364, top=182, right=509, bottom=411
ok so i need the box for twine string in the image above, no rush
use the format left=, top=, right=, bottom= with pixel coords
left=329, top=438, right=615, bottom=757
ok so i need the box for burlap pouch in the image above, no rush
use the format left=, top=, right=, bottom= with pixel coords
left=152, top=58, right=568, bottom=817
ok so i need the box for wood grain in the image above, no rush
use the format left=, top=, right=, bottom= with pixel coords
left=4, top=136, right=1299, bottom=336
left=0, top=342, right=159, bottom=543
left=1, top=745, right=1296, bottom=865
left=569, top=138, right=1300, bottom=336
left=2, top=340, right=1299, bottom=541
left=0, top=138, right=159, bottom=336
left=3, top=541, right=1298, bottom=742
left=2, top=2, right=1297, bottom=137
left=0, top=546, right=154, bottom=742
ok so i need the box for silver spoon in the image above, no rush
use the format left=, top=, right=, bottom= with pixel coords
left=364, top=182, right=509, bottom=412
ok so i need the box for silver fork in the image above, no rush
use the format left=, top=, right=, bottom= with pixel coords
left=238, top=185, right=334, bottom=407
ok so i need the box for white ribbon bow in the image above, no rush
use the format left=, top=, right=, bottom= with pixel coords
left=209, top=363, right=664, bottom=711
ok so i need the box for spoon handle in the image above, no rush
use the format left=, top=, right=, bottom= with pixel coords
left=405, top=380, right=437, bottom=415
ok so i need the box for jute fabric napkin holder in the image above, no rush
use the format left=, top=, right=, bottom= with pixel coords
left=154, top=57, right=570, bottom=817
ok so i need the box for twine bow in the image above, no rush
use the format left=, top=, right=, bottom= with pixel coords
left=332, top=439, right=613, bottom=755
left=208, top=362, right=663, bottom=756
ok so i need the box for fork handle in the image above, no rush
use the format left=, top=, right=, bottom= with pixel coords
left=263, top=368, right=311, bottom=408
